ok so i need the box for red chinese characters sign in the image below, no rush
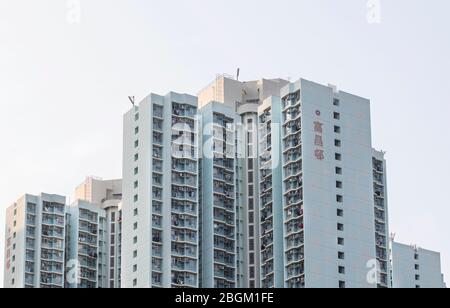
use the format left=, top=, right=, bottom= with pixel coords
left=314, top=111, right=325, bottom=161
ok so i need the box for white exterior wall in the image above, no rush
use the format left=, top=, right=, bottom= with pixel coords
left=122, top=93, right=200, bottom=288
left=391, top=241, right=446, bottom=288
left=283, top=79, right=376, bottom=288
left=4, top=193, right=66, bottom=288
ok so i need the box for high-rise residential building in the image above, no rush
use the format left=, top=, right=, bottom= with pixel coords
left=74, top=177, right=123, bottom=288
left=3, top=178, right=123, bottom=289
left=199, top=101, right=240, bottom=288
left=122, top=93, right=200, bottom=288
left=391, top=241, right=446, bottom=288
left=121, top=75, right=388, bottom=288
left=4, top=193, right=67, bottom=288
left=372, top=150, right=391, bottom=288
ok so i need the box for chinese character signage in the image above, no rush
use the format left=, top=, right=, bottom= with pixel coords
left=314, top=111, right=325, bottom=161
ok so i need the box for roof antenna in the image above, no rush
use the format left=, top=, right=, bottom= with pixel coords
left=236, top=68, right=240, bottom=81
left=128, top=96, right=135, bottom=106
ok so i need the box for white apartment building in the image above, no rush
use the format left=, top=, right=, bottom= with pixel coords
left=4, top=193, right=66, bottom=288
left=3, top=178, right=122, bottom=289
left=122, top=93, right=200, bottom=288
left=372, top=150, right=391, bottom=288
left=121, top=75, right=389, bottom=288
left=391, top=241, right=446, bottom=288
left=74, top=177, right=123, bottom=288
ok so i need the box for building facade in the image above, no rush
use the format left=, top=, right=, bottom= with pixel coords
left=391, top=241, right=446, bottom=288
left=4, top=193, right=66, bottom=288
left=122, top=93, right=200, bottom=288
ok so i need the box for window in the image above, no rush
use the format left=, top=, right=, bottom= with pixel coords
left=339, top=281, right=346, bottom=289
left=249, top=212, right=254, bottom=224
left=338, top=266, right=345, bottom=274
left=134, top=236, right=138, bottom=244
left=134, top=209, right=138, bottom=216
left=415, top=275, right=420, bottom=281
left=248, top=199, right=254, bottom=211
left=337, top=223, right=344, bottom=231
left=134, top=153, right=139, bottom=162
left=336, top=181, right=343, bottom=189
left=335, top=139, right=342, bottom=147
left=134, top=167, right=139, bottom=175
left=135, top=127, right=139, bottom=135
left=133, top=265, right=137, bottom=272
left=248, top=185, right=254, bottom=197
left=334, top=126, right=341, bottom=134
left=415, top=264, right=420, bottom=271
left=133, top=250, right=138, bottom=258
left=336, top=195, right=343, bottom=203
left=336, top=167, right=342, bottom=175
left=249, top=239, right=255, bottom=251
left=134, top=222, right=138, bottom=230
left=135, top=113, right=139, bottom=121
left=248, top=159, right=254, bottom=170
left=414, top=253, right=419, bottom=260
left=134, top=181, right=139, bottom=189
left=334, top=112, right=340, bottom=120
left=338, top=252, right=345, bottom=260
left=249, top=226, right=254, bottom=237
left=134, top=195, right=138, bottom=202
left=337, top=209, right=344, bottom=217
left=248, top=171, right=254, bottom=182
left=134, top=140, right=139, bottom=148
left=249, top=253, right=255, bottom=264
left=133, top=279, right=137, bottom=287
left=335, top=153, right=342, bottom=161
left=338, top=237, right=345, bottom=246
left=333, top=99, right=340, bottom=106
left=249, top=267, right=255, bottom=279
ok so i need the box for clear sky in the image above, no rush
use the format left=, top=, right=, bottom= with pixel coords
left=0, top=0, right=449, bottom=287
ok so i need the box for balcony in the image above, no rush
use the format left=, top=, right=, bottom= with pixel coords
left=172, top=200, right=197, bottom=215
left=213, top=168, right=234, bottom=184
left=282, top=91, right=300, bottom=110
left=153, top=258, right=163, bottom=272
left=214, top=208, right=234, bottom=226
left=79, top=221, right=98, bottom=235
left=284, top=135, right=301, bottom=150
left=41, top=261, right=63, bottom=274
left=172, top=103, right=197, bottom=118
left=172, top=116, right=196, bottom=131
left=42, top=202, right=65, bottom=215
left=153, top=132, right=163, bottom=145
left=286, top=217, right=304, bottom=235
left=153, top=215, right=162, bottom=229
left=172, top=158, right=197, bottom=173
left=261, top=231, right=274, bottom=249
left=261, top=218, right=273, bottom=235
left=172, top=243, right=197, bottom=258
left=26, top=214, right=36, bottom=226
left=153, top=146, right=163, bottom=159
left=152, top=230, right=163, bottom=244
left=172, top=214, right=197, bottom=230
left=214, top=195, right=234, bottom=212
left=42, top=214, right=65, bottom=226
left=172, top=172, right=197, bottom=187
left=41, top=238, right=64, bottom=250
left=40, top=273, right=63, bottom=286
left=172, top=257, right=197, bottom=272
left=152, top=272, right=162, bottom=286
left=171, top=272, right=197, bottom=287
left=153, top=105, right=163, bottom=118
left=286, top=232, right=304, bottom=250
left=285, top=175, right=303, bottom=192
left=286, top=276, right=305, bottom=288
left=153, top=243, right=163, bottom=257
left=214, top=236, right=235, bottom=253
left=153, top=118, right=163, bottom=131
left=41, top=249, right=64, bottom=262
left=78, top=233, right=98, bottom=246
left=79, top=210, right=98, bottom=222
left=214, top=222, right=234, bottom=239
left=284, top=162, right=302, bottom=178
left=286, top=261, right=305, bottom=279
left=213, top=156, right=234, bottom=171
left=27, top=203, right=37, bottom=214
left=214, top=250, right=235, bottom=266
left=262, top=246, right=274, bottom=263
left=172, top=229, right=197, bottom=244
left=172, top=186, right=197, bottom=201
left=42, top=226, right=64, bottom=238
left=213, top=114, right=233, bottom=128
left=153, top=187, right=163, bottom=201
left=285, top=190, right=303, bottom=207
left=213, top=181, right=234, bottom=199
left=153, top=159, right=163, bottom=172
left=284, top=119, right=301, bottom=136
left=153, top=201, right=163, bottom=215
left=214, top=265, right=235, bottom=282
left=214, top=279, right=235, bottom=289
left=286, top=247, right=304, bottom=264
left=284, top=149, right=302, bottom=165
left=262, top=260, right=274, bottom=276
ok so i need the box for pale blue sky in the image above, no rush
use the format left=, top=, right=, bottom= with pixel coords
left=1, top=0, right=449, bottom=287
